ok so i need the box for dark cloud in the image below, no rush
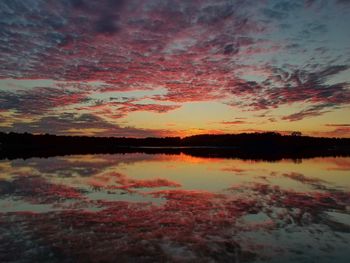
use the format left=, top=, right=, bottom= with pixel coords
left=337, top=0, right=350, bottom=4
left=325, top=124, right=350, bottom=127
left=79, top=0, right=126, bottom=35
left=1, top=113, right=170, bottom=137
left=273, top=1, right=303, bottom=12
left=281, top=104, right=333, bottom=121
left=117, top=102, right=181, bottom=114
left=75, top=99, right=181, bottom=119
left=0, top=87, right=89, bottom=114
left=197, top=3, right=235, bottom=24
left=223, top=44, right=239, bottom=55
left=242, top=65, right=350, bottom=119
left=95, top=14, right=121, bottom=34
left=262, top=8, right=287, bottom=20
left=220, top=121, right=249, bottom=125
left=69, top=0, right=86, bottom=9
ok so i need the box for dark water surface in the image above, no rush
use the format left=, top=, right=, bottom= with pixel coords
left=0, top=153, right=349, bottom=262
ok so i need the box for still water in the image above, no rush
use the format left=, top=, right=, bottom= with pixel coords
left=0, top=153, right=349, bottom=262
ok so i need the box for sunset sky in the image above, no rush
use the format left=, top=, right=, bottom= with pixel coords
left=0, top=0, right=350, bottom=137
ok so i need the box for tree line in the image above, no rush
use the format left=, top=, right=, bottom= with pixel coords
left=1, top=131, right=350, bottom=160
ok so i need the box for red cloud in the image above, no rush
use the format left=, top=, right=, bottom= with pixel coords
left=0, top=0, right=349, bottom=134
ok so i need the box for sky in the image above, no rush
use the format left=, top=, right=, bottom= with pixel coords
left=0, top=0, right=350, bottom=138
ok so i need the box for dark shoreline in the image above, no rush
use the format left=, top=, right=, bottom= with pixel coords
left=1, top=131, right=350, bottom=161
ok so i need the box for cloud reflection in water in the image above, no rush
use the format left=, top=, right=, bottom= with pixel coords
left=0, top=154, right=349, bottom=262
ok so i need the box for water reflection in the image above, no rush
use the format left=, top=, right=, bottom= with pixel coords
left=0, top=154, right=349, bottom=262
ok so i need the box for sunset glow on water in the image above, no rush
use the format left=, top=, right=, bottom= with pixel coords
left=0, top=154, right=349, bottom=262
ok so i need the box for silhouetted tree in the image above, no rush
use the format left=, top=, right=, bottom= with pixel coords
left=291, top=131, right=302, bottom=136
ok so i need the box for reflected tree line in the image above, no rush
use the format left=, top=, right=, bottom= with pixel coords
left=1, top=131, right=350, bottom=160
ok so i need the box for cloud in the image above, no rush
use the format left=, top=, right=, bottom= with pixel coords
left=64, top=0, right=127, bottom=35
left=76, top=99, right=181, bottom=119
left=271, top=66, right=349, bottom=106
left=0, top=1, right=266, bottom=87
left=219, top=120, right=249, bottom=125
left=325, top=124, right=350, bottom=127
left=281, top=104, right=333, bottom=121
left=89, top=172, right=181, bottom=191
left=117, top=102, right=181, bottom=115
left=311, top=127, right=350, bottom=138
left=0, top=176, right=83, bottom=203
left=2, top=113, right=173, bottom=137
left=0, top=87, right=90, bottom=114
left=0, top=0, right=349, bottom=135
left=239, top=65, right=350, bottom=120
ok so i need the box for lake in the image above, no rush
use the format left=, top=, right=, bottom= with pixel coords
left=0, top=153, right=349, bottom=262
